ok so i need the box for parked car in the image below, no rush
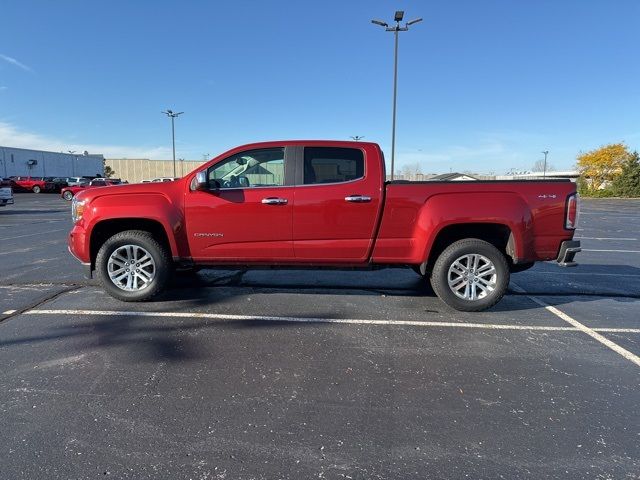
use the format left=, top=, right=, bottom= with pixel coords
left=61, top=178, right=123, bottom=201
left=67, top=140, right=580, bottom=311
left=10, top=176, right=55, bottom=193
left=150, top=177, right=179, bottom=182
left=64, top=177, right=86, bottom=187
left=0, top=178, right=14, bottom=206
left=44, top=177, right=69, bottom=192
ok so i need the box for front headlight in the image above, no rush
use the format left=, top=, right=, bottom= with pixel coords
left=71, top=197, right=86, bottom=223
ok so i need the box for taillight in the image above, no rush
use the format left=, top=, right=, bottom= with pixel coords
left=565, top=193, right=579, bottom=229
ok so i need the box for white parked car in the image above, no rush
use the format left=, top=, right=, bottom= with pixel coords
left=0, top=179, right=14, bottom=207
left=150, top=177, right=179, bottom=182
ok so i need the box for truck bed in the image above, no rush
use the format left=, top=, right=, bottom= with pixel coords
left=372, top=179, right=576, bottom=264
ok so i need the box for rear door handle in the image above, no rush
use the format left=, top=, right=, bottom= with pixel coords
left=261, top=197, right=288, bottom=205
left=345, top=195, right=372, bottom=203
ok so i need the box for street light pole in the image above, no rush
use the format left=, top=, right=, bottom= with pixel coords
left=542, top=150, right=549, bottom=179
left=372, top=11, right=422, bottom=181
left=68, top=150, right=77, bottom=176
left=162, top=109, right=184, bottom=178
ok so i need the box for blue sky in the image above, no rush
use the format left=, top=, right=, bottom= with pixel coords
left=1, top=0, right=639, bottom=174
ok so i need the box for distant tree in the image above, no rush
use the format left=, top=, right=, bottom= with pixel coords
left=532, top=159, right=555, bottom=172
left=104, top=166, right=116, bottom=178
left=577, top=143, right=631, bottom=192
left=611, top=151, right=640, bottom=197
left=399, top=162, right=423, bottom=179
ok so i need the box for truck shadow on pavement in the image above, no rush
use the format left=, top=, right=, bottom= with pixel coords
left=160, top=265, right=640, bottom=312
left=0, top=310, right=335, bottom=364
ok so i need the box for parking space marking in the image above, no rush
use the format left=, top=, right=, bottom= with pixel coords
left=21, top=308, right=640, bottom=334
left=525, top=271, right=640, bottom=278
left=575, top=237, right=638, bottom=241
left=0, top=229, right=65, bottom=241
left=582, top=249, right=640, bottom=253
left=2, top=310, right=16, bottom=315
left=511, top=283, right=640, bottom=367
left=0, top=240, right=65, bottom=256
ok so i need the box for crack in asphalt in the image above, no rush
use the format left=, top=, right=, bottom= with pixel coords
left=0, top=285, right=83, bottom=324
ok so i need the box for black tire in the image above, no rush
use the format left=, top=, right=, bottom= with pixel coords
left=62, top=190, right=74, bottom=201
left=96, top=230, right=171, bottom=301
left=32, top=185, right=41, bottom=193
left=430, top=238, right=510, bottom=312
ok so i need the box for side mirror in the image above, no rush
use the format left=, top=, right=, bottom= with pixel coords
left=190, top=171, right=208, bottom=191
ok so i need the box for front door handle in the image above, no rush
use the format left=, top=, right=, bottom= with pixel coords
left=345, top=195, right=372, bottom=203
left=261, top=197, right=288, bottom=205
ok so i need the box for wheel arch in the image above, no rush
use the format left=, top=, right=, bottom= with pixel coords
left=90, top=218, right=173, bottom=269
left=418, top=222, right=514, bottom=275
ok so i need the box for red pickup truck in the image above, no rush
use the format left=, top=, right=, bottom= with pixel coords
left=11, top=176, right=55, bottom=193
left=68, top=141, right=580, bottom=311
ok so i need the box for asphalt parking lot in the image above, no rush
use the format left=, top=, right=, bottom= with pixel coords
left=1, top=194, right=638, bottom=479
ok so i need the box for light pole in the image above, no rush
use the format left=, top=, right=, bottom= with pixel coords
left=162, top=109, right=184, bottom=178
left=68, top=150, right=77, bottom=176
left=372, top=11, right=422, bottom=180
left=542, top=150, right=549, bottom=178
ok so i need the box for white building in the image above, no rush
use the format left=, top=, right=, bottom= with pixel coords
left=0, top=146, right=104, bottom=178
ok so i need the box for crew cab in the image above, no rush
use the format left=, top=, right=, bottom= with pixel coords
left=0, top=179, right=14, bottom=207
left=61, top=178, right=123, bottom=201
left=68, top=141, right=580, bottom=311
left=11, top=176, right=55, bottom=193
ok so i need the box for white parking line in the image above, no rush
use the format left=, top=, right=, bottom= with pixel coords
left=524, top=271, right=640, bottom=278
left=2, top=310, right=16, bottom=315
left=511, top=283, right=640, bottom=367
left=575, top=237, right=638, bottom=241
left=22, top=309, right=640, bottom=334
left=582, top=249, right=640, bottom=253
left=0, top=229, right=65, bottom=241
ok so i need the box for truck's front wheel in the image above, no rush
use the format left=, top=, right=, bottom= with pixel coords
left=430, top=239, right=509, bottom=312
left=96, top=230, right=171, bottom=301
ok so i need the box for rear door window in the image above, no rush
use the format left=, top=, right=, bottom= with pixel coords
left=303, top=147, right=364, bottom=185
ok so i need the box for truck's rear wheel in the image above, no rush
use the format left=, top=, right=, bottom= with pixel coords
left=63, top=190, right=74, bottom=201
left=96, top=230, right=170, bottom=301
left=32, top=185, right=41, bottom=193
left=430, top=239, right=509, bottom=312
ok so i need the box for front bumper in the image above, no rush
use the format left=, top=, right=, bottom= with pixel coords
left=68, top=225, right=93, bottom=278
left=557, top=240, right=581, bottom=267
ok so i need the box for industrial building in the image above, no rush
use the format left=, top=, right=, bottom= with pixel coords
left=0, top=146, right=104, bottom=178
left=104, top=158, right=206, bottom=183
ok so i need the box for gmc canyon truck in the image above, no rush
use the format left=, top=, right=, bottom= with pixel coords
left=67, top=141, right=580, bottom=311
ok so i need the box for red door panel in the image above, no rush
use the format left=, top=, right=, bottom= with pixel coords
left=292, top=145, right=384, bottom=263
left=185, top=188, right=294, bottom=261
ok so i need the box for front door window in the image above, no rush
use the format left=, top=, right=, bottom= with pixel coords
left=207, top=148, right=285, bottom=190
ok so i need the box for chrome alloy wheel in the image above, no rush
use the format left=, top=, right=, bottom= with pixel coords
left=447, top=253, right=497, bottom=301
left=107, top=245, right=156, bottom=291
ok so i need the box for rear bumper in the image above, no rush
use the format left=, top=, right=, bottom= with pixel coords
left=557, top=240, right=581, bottom=267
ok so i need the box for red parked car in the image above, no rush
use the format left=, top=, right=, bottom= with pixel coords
left=11, top=176, right=55, bottom=193
left=61, top=178, right=123, bottom=201
left=67, top=140, right=580, bottom=311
